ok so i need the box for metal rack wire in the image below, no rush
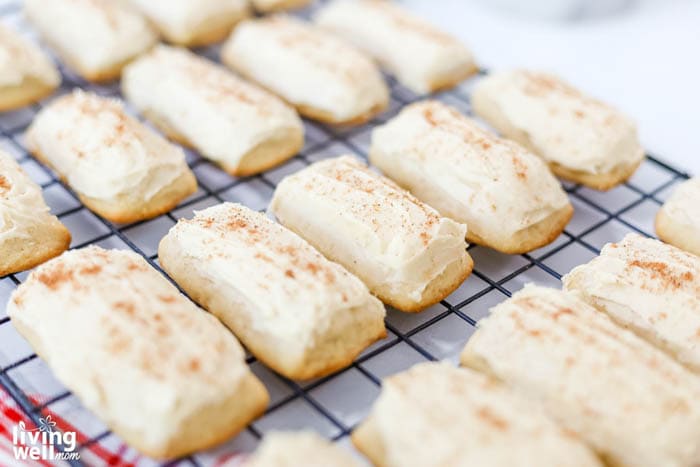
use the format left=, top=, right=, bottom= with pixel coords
left=0, top=0, right=691, bottom=465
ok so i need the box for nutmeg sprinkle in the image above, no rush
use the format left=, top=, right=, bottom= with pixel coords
left=421, top=102, right=530, bottom=182
left=266, top=17, right=370, bottom=85
left=0, top=175, right=10, bottom=193
left=304, top=157, right=442, bottom=243
left=188, top=204, right=344, bottom=287
left=35, top=263, right=75, bottom=290
left=627, top=259, right=694, bottom=290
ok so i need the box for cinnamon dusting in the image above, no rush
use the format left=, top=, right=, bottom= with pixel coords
left=628, top=259, right=694, bottom=289
left=552, top=307, right=574, bottom=321
left=36, top=263, right=75, bottom=290
left=113, top=301, right=135, bottom=316
left=421, top=103, right=529, bottom=181
left=79, top=264, right=102, bottom=275
left=0, top=175, right=10, bottom=193
left=475, top=407, right=509, bottom=431
left=187, top=358, right=201, bottom=372
left=157, top=294, right=176, bottom=303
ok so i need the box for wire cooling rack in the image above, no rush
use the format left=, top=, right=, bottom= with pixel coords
left=0, top=1, right=692, bottom=466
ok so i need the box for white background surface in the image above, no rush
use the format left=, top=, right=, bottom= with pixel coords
left=404, top=0, right=700, bottom=176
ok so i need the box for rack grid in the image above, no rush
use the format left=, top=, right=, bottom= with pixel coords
left=0, top=1, right=691, bottom=465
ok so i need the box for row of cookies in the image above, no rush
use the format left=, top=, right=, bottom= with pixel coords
left=5, top=0, right=477, bottom=119
left=6, top=0, right=656, bottom=198
left=2, top=77, right=552, bottom=276
left=1, top=0, right=688, bottom=286
left=8, top=0, right=649, bottom=191
left=4, top=90, right=470, bottom=281
left=457, top=235, right=700, bottom=467
left=20, top=0, right=314, bottom=82
left=227, top=232, right=700, bottom=466
left=3, top=10, right=386, bottom=126
left=347, top=233, right=700, bottom=466
left=9, top=0, right=650, bottom=195
left=0, top=0, right=658, bottom=203
left=4, top=61, right=695, bottom=276
left=0, top=87, right=539, bottom=281
left=28, top=61, right=574, bottom=250
left=2, top=83, right=691, bottom=280
left=369, top=87, right=699, bottom=254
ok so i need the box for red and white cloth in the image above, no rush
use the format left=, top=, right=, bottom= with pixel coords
left=0, top=386, right=136, bottom=466
left=0, top=386, right=251, bottom=466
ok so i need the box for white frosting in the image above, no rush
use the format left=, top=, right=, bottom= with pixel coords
left=24, top=0, right=157, bottom=77
left=126, top=0, right=249, bottom=45
left=363, top=362, right=601, bottom=467
left=0, top=24, right=59, bottom=88
left=0, top=151, right=54, bottom=243
left=463, top=285, right=700, bottom=467
left=122, top=45, right=303, bottom=172
left=222, top=15, right=388, bottom=122
left=315, top=0, right=476, bottom=94
left=661, top=177, right=700, bottom=231
left=7, top=246, right=264, bottom=456
left=248, top=431, right=361, bottom=467
left=270, top=156, right=469, bottom=304
left=371, top=100, right=570, bottom=248
left=472, top=70, right=644, bottom=175
left=26, top=90, right=192, bottom=202
left=164, top=202, right=384, bottom=343
left=564, top=233, right=700, bottom=371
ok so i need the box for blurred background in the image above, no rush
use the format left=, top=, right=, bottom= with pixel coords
left=404, top=0, right=700, bottom=175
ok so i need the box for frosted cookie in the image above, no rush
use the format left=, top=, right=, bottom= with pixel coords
left=371, top=100, right=572, bottom=254
left=122, top=45, right=304, bottom=176
left=472, top=70, right=644, bottom=190
left=251, top=0, right=313, bottom=13
left=461, top=285, right=700, bottom=467
left=221, top=15, right=388, bottom=125
left=656, top=177, right=700, bottom=256
left=247, top=431, right=361, bottom=467
left=158, top=203, right=386, bottom=380
left=0, top=24, right=60, bottom=111
left=24, top=0, right=157, bottom=82
left=126, top=0, right=249, bottom=47
left=315, top=0, right=477, bottom=94
left=7, top=246, right=269, bottom=459
left=353, top=362, right=602, bottom=467
left=269, top=156, right=473, bottom=312
left=563, top=233, right=700, bottom=372
left=0, top=151, right=70, bottom=276
left=25, top=90, right=197, bottom=223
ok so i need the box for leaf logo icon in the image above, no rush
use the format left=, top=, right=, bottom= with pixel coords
left=38, top=416, right=56, bottom=432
